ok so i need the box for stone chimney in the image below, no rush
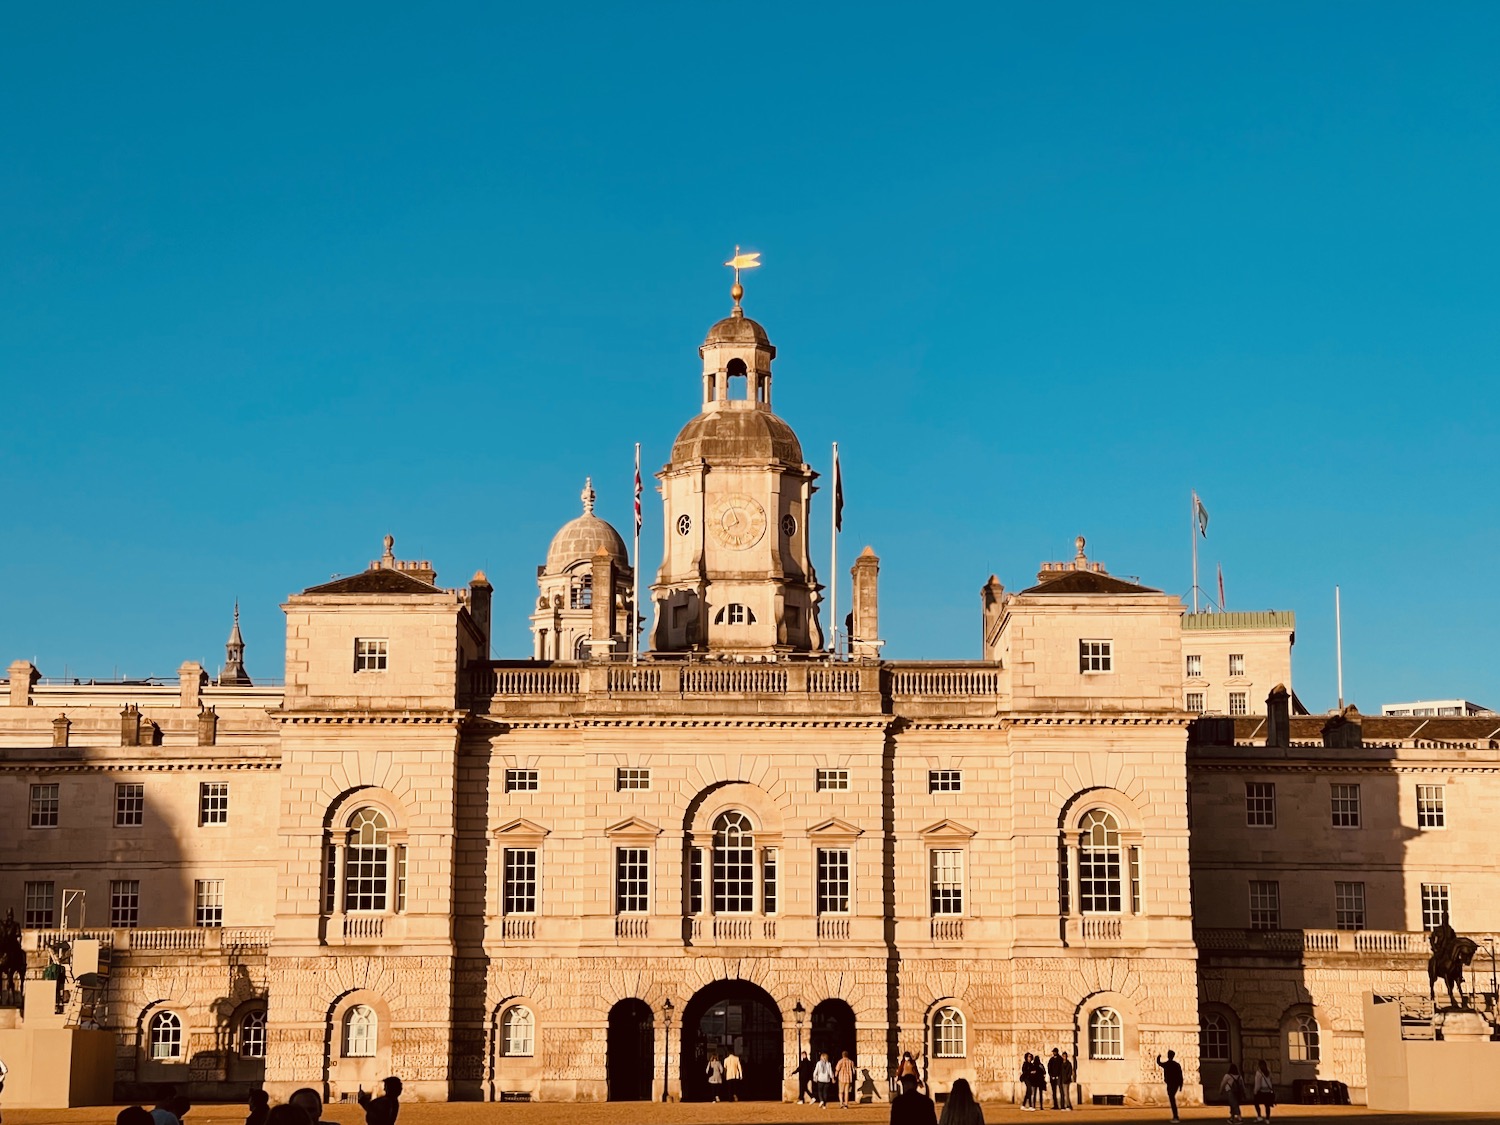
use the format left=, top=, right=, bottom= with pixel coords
left=198, top=706, right=219, bottom=747
left=121, top=704, right=142, bottom=746
left=469, top=571, right=494, bottom=659
left=180, top=662, right=207, bottom=710
left=589, top=549, right=618, bottom=658
left=52, top=713, right=70, bottom=748
left=1266, top=683, right=1291, bottom=749
left=849, top=547, right=883, bottom=659
left=8, top=661, right=39, bottom=707
left=980, top=576, right=1006, bottom=654
left=1322, top=706, right=1363, bottom=749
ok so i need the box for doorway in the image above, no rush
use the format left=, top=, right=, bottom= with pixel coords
left=607, top=998, right=655, bottom=1101
left=681, top=979, right=784, bottom=1100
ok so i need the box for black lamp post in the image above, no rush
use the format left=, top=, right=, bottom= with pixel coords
left=662, top=998, right=674, bottom=1102
left=793, top=1001, right=806, bottom=1100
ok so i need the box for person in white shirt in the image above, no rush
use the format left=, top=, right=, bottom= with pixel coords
left=723, top=1049, right=744, bottom=1101
left=813, top=1052, right=836, bottom=1108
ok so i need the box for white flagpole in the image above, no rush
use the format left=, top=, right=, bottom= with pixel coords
left=1191, top=491, right=1200, bottom=613
left=1335, top=585, right=1343, bottom=710
left=830, top=441, right=839, bottom=655
left=632, top=443, right=641, bottom=666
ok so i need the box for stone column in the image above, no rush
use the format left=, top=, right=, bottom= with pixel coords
left=849, top=547, right=882, bottom=658
left=179, top=661, right=206, bottom=711
left=589, top=549, right=618, bottom=657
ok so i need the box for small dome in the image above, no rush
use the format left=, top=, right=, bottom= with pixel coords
left=546, top=514, right=628, bottom=573
left=671, top=409, right=803, bottom=464
left=703, top=313, right=773, bottom=350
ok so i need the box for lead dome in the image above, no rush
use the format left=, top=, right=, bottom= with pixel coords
left=545, top=479, right=628, bottom=572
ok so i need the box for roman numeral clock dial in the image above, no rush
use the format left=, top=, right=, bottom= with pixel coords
left=707, top=494, right=767, bottom=550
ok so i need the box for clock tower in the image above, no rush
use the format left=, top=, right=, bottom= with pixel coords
left=651, top=286, right=823, bottom=654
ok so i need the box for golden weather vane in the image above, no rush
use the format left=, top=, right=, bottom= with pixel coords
left=724, top=245, right=761, bottom=311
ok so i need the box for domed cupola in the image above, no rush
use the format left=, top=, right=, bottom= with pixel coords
left=650, top=252, right=824, bottom=656
left=530, top=479, right=635, bottom=661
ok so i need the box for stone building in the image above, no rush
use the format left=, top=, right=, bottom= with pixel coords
left=0, top=288, right=1496, bottom=1107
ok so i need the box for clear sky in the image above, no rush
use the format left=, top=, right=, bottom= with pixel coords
left=3, top=3, right=1497, bottom=712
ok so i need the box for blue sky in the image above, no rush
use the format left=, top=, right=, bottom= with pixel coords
left=3, top=3, right=1497, bottom=711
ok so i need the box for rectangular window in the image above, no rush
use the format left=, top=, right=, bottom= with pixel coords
left=29, top=783, right=59, bottom=828
left=354, top=638, right=388, bottom=671
left=503, top=848, right=537, bottom=914
left=1249, top=880, right=1280, bottom=930
left=199, top=782, right=229, bottom=826
left=689, top=847, right=704, bottom=914
left=1246, top=782, right=1277, bottom=828
left=115, top=782, right=144, bottom=827
left=930, top=849, right=964, bottom=916
left=323, top=843, right=338, bottom=914
left=505, top=769, right=539, bottom=792
left=395, top=844, right=408, bottom=913
left=345, top=842, right=389, bottom=912
left=616, top=767, right=651, bottom=791
left=928, top=770, right=962, bottom=794
left=110, top=879, right=141, bottom=928
left=1129, top=846, right=1142, bottom=914
left=1228, top=691, right=1248, bottom=716
left=1228, top=653, right=1246, bottom=677
left=1185, top=654, right=1202, bottom=678
left=1331, top=782, right=1361, bottom=828
left=816, top=768, right=850, bottom=791
left=194, top=879, right=224, bottom=927
left=1335, top=881, right=1366, bottom=931
left=23, top=881, right=55, bottom=928
left=1186, top=692, right=1205, bottom=713
left=1421, top=884, right=1450, bottom=931
left=817, top=848, right=851, bottom=915
left=1079, top=639, right=1113, bottom=673
left=763, top=848, right=778, bottom=914
left=1416, top=784, right=1445, bottom=829
left=615, top=847, right=649, bottom=914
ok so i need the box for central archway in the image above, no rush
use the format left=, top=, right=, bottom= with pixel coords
left=607, top=999, right=655, bottom=1101
left=681, top=979, right=784, bottom=1101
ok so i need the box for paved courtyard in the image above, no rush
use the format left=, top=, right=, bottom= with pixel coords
left=5, top=1104, right=1497, bottom=1125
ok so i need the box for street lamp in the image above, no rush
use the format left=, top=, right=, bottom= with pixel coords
left=662, top=998, right=674, bottom=1102
left=793, top=1001, right=806, bottom=1101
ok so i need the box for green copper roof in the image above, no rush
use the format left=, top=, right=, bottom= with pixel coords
left=1181, top=610, right=1295, bottom=631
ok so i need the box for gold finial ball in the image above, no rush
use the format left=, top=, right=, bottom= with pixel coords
left=731, top=282, right=744, bottom=303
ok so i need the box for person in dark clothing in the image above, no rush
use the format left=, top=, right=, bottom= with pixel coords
left=245, top=1090, right=270, bottom=1125
left=793, top=1051, right=816, bottom=1103
left=891, top=1073, right=937, bottom=1125
left=1047, top=1048, right=1066, bottom=1109
left=1059, top=1052, right=1075, bottom=1110
left=1156, top=1050, right=1184, bottom=1123
left=357, top=1076, right=402, bottom=1125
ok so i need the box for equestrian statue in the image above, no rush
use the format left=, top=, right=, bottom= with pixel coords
left=1427, top=913, right=1479, bottom=1007
left=0, top=908, right=25, bottom=1000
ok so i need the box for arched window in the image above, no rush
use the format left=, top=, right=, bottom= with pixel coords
left=571, top=574, right=592, bottom=610
left=573, top=634, right=592, bottom=660
left=1088, top=1008, right=1124, bottom=1060
left=713, top=604, right=756, bottom=626
left=239, top=1009, right=267, bottom=1059
left=1078, top=809, right=1123, bottom=913
left=345, top=808, right=390, bottom=912
left=1200, top=1011, right=1230, bottom=1062
left=343, top=1005, right=377, bottom=1058
left=713, top=811, right=755, bottom=913
left=148, top=1010, right=183, bottom=1060
left=502, top=1005, right=535, bottom=1056
left=1288, top=1013, right=1320, bottom=1062
left=726, top=358, right=748, bottom=400
left=932, top=1006, right=966, bottom=1058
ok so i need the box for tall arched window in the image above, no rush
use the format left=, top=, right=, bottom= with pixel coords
left=571, top=574, right=592, bottom=609
left=573, top=633, right=591, bottom=659
left=1078, top=809, right=1123, bottom=913
left=343, top=1005, right=377, bottom=1057
left=345, top=808, right=390, bottom=912
left=713, top=811, right=755, bottom=913
left=148, top=1010, right=183, bottom=1060
left=239, top=1009, right=267, bottom=1059
left=1200, top=1011, right=1230, bottom=1062
left=932, top=1006, right=966, bottom=1057
left=1088, top=1007, right=1124, bottom=1060
left=502, top=1005, right=535, bottom=1056
left=1288, top=1013, right=1320, bottom=1062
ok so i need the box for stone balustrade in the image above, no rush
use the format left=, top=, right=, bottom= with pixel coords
left=1194, top=927, right=1455, bottom=955
left=24, top=926, right=272, bottom=952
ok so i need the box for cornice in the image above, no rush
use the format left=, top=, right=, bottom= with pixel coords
left=1188, top=761, right=1499, bottom=775
left=276, top=711, right=465, bottom=726
left=574, top=718, right=892, bottom=731
left=0, top=760, right=279, bottom=773
left=1006, top=715, right=1189, bottom=727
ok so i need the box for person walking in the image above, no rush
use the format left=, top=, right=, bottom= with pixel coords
left=836, top=1050, right=856, bottom=1108
left=813, top=1051, right=836, bottom=1107
left=705, top=1052, right=724, bottom=1101
left=1219, top=1063, right=1246, bottom=1122
left=1058, top=1052, right=1074, bottom=1110
left=1156, top=1050, right=1184, bottom=1123
left=357, top=1076, right=401, bottom=1125
left=723, top=1049, right=744, bottom=1101
left=891, top=1072, right=938, bottom=1125
left=1018, top=1052, right=1034, bottom=1110
left=1251, top=1060, right=1276, bottom=1122
left=1047, top=1048, right=1066, bottom=1109
left=938, top=1077, right=984, bottom=1125
left=794, top=1051, right=816, bottom=1103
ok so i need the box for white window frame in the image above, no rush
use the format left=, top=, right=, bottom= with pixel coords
left=239, top=1009, right=267, bottom=1059
left=1249, top=879, right=1280, bottom=930
left=501, top=1005, right=535, bottom=1056
left=199, top=781, right=229, bottom=826
left=23, top=880, right=55, bottom=928
left=616, top=767, right=651, bottom=791
left=1416, top=784, right=1445, bottom=829
left=1288, top=1013, right=1320, bottom=1062
left=115, top=782, right=144, bottom=827
left=1245, top=781, right=1276, bottom=828
left=149, top=1011, right=183, bottom=1060
left=1228, top=653, right=1246, bottom=677
left=930, top=849, right=964, bottom=916
left=1330, top=782, right=1362, bottom=828
left=503, top=848, right=538, bottom=915
left=816, top=768, right=850, bottom=792
left=1421, top=883, right=1450, bottom=931
left=29, top=783, right=59, bottom=828
left=344, top=808, right=392, bottom=913
left=932, top=1006, right=966, bottom=1058
left=816, top=847, right=851, bottom=915
left=1228, top=691, right=1248, bottom=716
left=342, top=1005, right=377, bottom=1058
left=1200, top=1011, right=1231, bottom=1063
left=194, top=878, right=224, bottom=928
left=927, top=769, right=962, bottom=794
left=1186, top=692, right=1205, bottom=713
left=615, top=847, right=650, bottom=914
left=1185, top=653, right=1202, bottom=678
left=1079, top=639, right=1113, bottom=673
left=1334, top=880, right=1366, bottom=931
left=712, top=811, right=756, bottom=914
left=110, top=879, right=141, bottom=928
left=1078, top=809, right=1123, bottom=914
left=1088, top=1008, right=1124, bottom=1060
left=505, top=768, right=539, bottom=792
left=354, top=638, right=388, bottom=672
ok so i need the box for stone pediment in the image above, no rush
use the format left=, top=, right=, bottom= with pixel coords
left=605, top=816, right=663, bottom=839
left=807, top=817, right=864, bottom=840
left=919, top=818, right=977, bottom=840
left=494, top=817, right=550, bottom=843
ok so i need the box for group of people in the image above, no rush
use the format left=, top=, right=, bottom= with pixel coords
left=1018, top=1048, right=1075, bottom=1110
left=703, top=1048, right=745, bottom=1101
left=1216, top=1059, right=1278, bottom=1122
left=790, top=1049, right=858, bottom=1107
left=110, top=1076, right=402, bottom=1125
left=890, top=1073, right=985, bottom=1125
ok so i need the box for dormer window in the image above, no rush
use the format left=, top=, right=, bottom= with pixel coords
left=714, top=603, right=756, bottom=626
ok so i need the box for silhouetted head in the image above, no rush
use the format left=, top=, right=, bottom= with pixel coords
left=266, top=1107, right=312, bottom=1125
left=248, top=1091, right=270, bottom=1109
left=947, top=1078, right=975, bottom=1109
left=1166, top=1049, right=1176, bottom=1060
left=117, top=1109, right=155, bottom=1125
left=288, top=1088, right=323, bottom=1123
left=382, top=1077, right=403, bottom=1098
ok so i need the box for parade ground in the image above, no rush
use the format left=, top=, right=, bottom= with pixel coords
left=5, top=1104, right=1497, bottom=1125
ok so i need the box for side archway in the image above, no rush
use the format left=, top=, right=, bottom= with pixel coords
left=811, top=998, right=856, bottom=1067
left=607, top=998, right=655, bottom=1101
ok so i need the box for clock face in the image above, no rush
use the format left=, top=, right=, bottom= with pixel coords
left=780, top=514, right=797, bottom=538
left=677, top=514, right=692, bottom=536
left=707, top=493, right=767, bottom=550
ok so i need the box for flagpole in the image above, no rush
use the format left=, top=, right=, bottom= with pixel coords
left=1191, top=491, right=1200, bottom=613
left=632, top=442, right=641, bottom=666
left=1335, top=585, right=1343, bottom=710
left=830, top=441, right=839, bottom=656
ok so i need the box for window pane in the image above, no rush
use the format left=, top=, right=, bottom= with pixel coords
left=502, top=1006, right=535, bottom=1056
left=343, top=1005, right=377, bottom=1057
left=1201, top=1013, right=1230, bottom=1062
left=240, top=1010, right=267, bottom=1059
left=29, top=783, right=59, bottom=828
left=1331, top=783, right=1361, bottom=828
left=928, top=770, right=961, bottom=793
left=933, top=1007, right=965, bottom=1058
left=504, top=848, right=538, bottom=914
left=1421, top=884, right=1450, bottom=931
left=1079, top=810, right=1122, bottom=913
left=149, top=1012, right=183, bottom=1060
left=110, top=879, right=141, bottom=928
left=930, top=850, right=963, bottom=916
left=115, top=783, right=144, bottom=827
left=1245, top=782, right=1276, bottom=827
left=817, top=848, right=850, bottom=914
left=1249, top=880, right=1280, bottom=930
left=1334, top=881, right=1365, bottom=931
left=199, top=782, right=229, bottom=826
left=195, top=879, right=224, bottom=927
left=24, top=881, right=55, bottom=928
left=616, top=848, right=649, bottom=913
left=1416, top=784, right=1445, bottom=829
left=712, top=812, right=754, bottom=914
left=1089, top=1008, right=1123, bottom=1060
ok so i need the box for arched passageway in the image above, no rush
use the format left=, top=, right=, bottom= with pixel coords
left=811, top=998, right=856, bottom=1066
left=681, top=979, right=784, bottom=1101
left=607, top=998, right=655, bottom=1101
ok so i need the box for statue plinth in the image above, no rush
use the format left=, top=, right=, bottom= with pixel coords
left=1436, top=1008, right=1492, bottom=1042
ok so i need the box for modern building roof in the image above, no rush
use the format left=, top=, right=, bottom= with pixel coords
left=1182, top=611, right=1296, bottom=631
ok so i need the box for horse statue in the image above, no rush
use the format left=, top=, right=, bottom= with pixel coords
left=0, top=908, right=25, bottom=1000
left=1427, top=915, right=1479, bottom=1006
